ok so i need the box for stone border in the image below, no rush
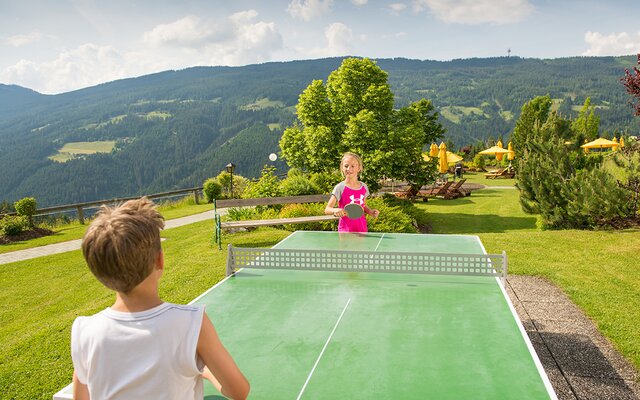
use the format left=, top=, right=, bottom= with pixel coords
left=507, top=275, right=639, bottom=399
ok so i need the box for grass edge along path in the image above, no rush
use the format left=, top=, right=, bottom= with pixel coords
left=0, top=200, right=214, bottom=255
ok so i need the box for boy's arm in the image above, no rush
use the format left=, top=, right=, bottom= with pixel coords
left=72, top=370, right=90, bottom=400
left=197, top=314, right=250, bottom=400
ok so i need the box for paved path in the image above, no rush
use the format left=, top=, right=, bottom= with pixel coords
left=0, top=209, right=216, bottom=265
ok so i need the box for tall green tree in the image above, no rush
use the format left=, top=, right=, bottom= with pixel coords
left=516, top=97, right=630, bottom=229
left=280, top=58, right=444, bottom=192
left=511, top=95, right=552, bottom=160
left=571, top=97, right=600, bottom=143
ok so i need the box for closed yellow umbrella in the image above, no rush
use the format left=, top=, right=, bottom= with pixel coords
left=429, top=143, right=439, bottom=157
left=612, top=137, right=619, bottom=151
left=495, top=140, right=504, bottom=161
left=620, top=137, right=625, bottom=148
left=438, top=142, right=448, bottom=174
left=507, top=142, right=515, bottom=160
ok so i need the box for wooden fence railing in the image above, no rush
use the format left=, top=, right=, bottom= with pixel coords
left=1, top=187, right=203, bottom=224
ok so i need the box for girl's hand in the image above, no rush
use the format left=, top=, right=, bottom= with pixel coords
left=370, top=209, right=380, bottom=218
left=334, top=209, right=346, bottom=217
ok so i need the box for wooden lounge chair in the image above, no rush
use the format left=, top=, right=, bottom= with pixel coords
left=418, top=181, right=457, bottom=199
left=447, top=179, right=470, bottom=197
left=484, top=169, right=515, bottom=179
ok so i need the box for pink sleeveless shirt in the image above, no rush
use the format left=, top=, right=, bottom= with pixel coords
left=331, top=181, right=369, bottom=232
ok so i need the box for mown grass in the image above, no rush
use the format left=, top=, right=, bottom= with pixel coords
left=0, top=198, right=214, bottom=254
left=420, top=188, right=640, bottom=372
left=456, top=171, right=516, bottom=186
left=1, top=188, right=639, bottom=399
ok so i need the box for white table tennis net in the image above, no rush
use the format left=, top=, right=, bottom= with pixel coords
left=226, top=245, right=507, bottom=281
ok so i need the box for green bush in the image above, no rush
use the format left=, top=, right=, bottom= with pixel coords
left=14, top=197, right=37, bottom=227
left=473, top=154, right=486, bottom=171
left=309, top=171, right=342, bottom=193
left=202, top=178, right=223, bottom=203
left=244, top=165, right=282, bottom=199
left=278, top=203, right=334, bottom=231
left=366, top=197, right=418, bottom=233
left=216, top=171, right=249, bottom=198
left=226, top=207, right=262, bottom=221
left=280, top=175, right=320, bottom=196
left=0, top=215, right=29, bottom=236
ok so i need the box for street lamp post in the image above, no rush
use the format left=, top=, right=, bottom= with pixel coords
left=226, top=162, right=235, bottom=198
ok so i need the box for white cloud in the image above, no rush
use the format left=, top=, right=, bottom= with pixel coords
left=0, top=44, right=127, bottom=94
left=389, top=3, right=407, bottom=14
left=351, top=0, right=368, bottom=5
left=582, top=31, right=640, bottom=56
left=307, top=22, right=353, bottom=57
left=5, top=32, right=42, bottom=47
left=142, top=10, right=283, bottom=65
left=1, top=11, right=283, bottom=93
left=413, top=0, right=533, bottom=25
left=287, top=0, right=334, bottom=21
left=382, top=32, right=408, bottom=39
left=143, top=15, right=231, bottom=47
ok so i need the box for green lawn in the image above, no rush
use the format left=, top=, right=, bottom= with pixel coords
left=458, top=171, right=516, bottom=186
left=1, top=188, right=639, bottom=399
left=48, top=141, right=117, bottom=162
left=420, top=188, right=640, bottom=373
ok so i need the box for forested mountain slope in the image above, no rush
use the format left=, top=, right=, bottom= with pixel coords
left=1, top=56, right=637, bottom=206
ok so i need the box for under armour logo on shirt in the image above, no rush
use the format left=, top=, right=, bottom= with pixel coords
left=349, top=194, right=365, bottom=205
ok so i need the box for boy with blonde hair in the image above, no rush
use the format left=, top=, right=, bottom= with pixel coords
left=72, top=197, right=249, bottom=400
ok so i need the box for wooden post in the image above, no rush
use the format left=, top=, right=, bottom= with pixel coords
left=76, top=206, right=85, bottom=224
left=193, top=189, right=199, bottom=204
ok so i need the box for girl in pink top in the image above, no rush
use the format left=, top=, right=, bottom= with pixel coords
left=325, top=152, right=380, bottom=232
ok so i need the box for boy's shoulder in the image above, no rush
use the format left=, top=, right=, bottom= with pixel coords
left=74, top=303, right=203, bottom=326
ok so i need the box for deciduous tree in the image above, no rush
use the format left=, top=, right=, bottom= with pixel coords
left=280, top=58, right=444, bottom=192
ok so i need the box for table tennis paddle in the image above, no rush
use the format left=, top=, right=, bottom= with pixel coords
left=344, top=203, right=364, bottom=219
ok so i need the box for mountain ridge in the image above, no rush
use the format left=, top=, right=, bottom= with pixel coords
left=1, top=55, right=638, bottom=207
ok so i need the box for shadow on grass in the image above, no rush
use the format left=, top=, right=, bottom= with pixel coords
left=428, top=212, right=537, bottom=234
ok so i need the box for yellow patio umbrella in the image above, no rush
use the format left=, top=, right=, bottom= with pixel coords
left=612, top=137, right=619, bottom=151
left=580, top=137, right=620, bottom=152
left=429, top=143, right=439, bottom=157
left=423, top=151, right=463, bottom=164
left=507, top=142, right=515, bottom=160
left=478, top=145, right=512, bottom=159
left=438, top=142, right=448, bottom=173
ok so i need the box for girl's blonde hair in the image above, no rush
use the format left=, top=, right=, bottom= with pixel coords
left=341, top=152, right=363, bottom=168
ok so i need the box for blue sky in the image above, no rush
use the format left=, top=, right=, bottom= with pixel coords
left=1, top=0, right=639, bottom=94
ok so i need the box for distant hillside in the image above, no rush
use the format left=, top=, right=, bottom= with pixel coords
left=1, top=56, right=638, bottom=207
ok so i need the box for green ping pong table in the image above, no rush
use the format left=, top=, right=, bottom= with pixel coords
left=54, top=231, right=557, bottom=399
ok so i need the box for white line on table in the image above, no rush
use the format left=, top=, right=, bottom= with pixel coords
left=296, top=298, right=352, bottom=400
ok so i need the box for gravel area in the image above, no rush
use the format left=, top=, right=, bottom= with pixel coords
left=507, top=275, right=639, bottom=399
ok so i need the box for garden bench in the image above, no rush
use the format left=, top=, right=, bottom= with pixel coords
left=213, top=194, right=338, bottom=249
